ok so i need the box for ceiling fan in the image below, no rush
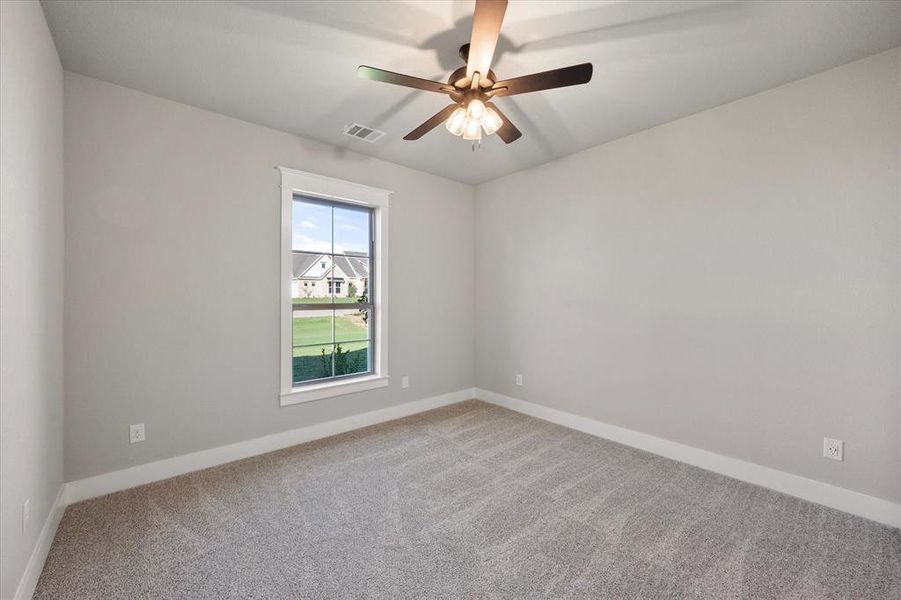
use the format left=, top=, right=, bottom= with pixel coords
left=357, top=0, right=593, bottom=145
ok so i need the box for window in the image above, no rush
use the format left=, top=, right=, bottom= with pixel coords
left=279, top=167, right=390, bottom=405
left=292, top=197, right=370, bottom=384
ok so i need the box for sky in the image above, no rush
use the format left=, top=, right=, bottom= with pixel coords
left=292, top=198, right=370, bottom=255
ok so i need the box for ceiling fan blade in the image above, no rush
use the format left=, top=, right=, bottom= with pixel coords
left=486, top=102, right=522, bottom=144
left=491, top=63, right=593, bottom=97
left=357, top=66, right=453, bottom=94
left=466, top=0, right=508, bottom=82
left=403, top=104, right=459, bottom=140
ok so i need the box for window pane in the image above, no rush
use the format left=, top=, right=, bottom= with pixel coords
left=334, top=308, right=369, bottom=344
left=332, top=255, right=369, bottom=304
left=293, top=199, right=333, bottom=253
left=293, top=344, right=334, bottom=383
left=292, top=251, right=332, bottom=305
left=334, top=341, right=369, bottom=377
left=293, top=310, right=334, bottom=348
left=334, top=205, right=370, bottom=256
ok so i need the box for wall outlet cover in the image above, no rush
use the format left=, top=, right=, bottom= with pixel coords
left=823, top=437, right=843, bottom=461
left=401, top=375, right=410, bottom=389
left=515, top=374, right=523, bottom=386
left=130, top=423, right=146, bottom=444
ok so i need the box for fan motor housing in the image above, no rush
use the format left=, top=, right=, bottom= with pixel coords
left=448, top=65, right=497, bottom=89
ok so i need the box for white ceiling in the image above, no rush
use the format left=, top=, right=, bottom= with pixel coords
left=42, top=1, right=901, bottom=184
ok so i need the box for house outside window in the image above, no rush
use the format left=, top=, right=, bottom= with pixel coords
left=279, top=167, right=390, bottom=405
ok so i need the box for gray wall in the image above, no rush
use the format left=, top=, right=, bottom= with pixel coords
left=50, top=42, right=901, bottom=510
left=0, top=2, right=65, bottom=597
left=63, top=73, right=475, bottom=481
left=475, top=49, right=900, bottom=504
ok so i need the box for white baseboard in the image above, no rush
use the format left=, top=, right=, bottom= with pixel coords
left=66, top=388, right=475, bottom=504
left=475, top=388, right=901, bottom=529
left=14, top=484, right=68, bottom=600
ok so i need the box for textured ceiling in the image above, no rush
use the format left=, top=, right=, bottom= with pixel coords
left=42, top=1, right=901, bottom=184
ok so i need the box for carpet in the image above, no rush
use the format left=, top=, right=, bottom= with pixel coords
left=34, top=399, right=900, bottom=598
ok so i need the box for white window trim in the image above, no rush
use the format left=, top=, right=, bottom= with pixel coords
left=278, top=166, right=391, bottom=406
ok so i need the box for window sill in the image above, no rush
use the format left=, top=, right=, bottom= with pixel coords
left=280, top=374, right=389, bottom=406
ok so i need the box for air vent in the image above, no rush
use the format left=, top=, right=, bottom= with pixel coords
left=342, top=123, right=386, bottom=143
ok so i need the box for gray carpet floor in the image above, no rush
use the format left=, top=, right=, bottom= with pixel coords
left=35, top=399, right=900, bottom=599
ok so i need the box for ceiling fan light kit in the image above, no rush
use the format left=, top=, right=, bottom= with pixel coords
left=481, top=107, right=503, bottom=136
left=357, top=0, right=594, bottom=146
left=463, top=115, right=483, bottom=141
left=445, top=107, right=468, bottom=136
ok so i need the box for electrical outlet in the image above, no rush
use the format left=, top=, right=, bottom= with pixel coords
left=401, top=375, right=409, bottom=389
left=515, top=374, right=523, bottom=386
left=130, top=423, right=146, bottom=444
left=823, top=437, right=843, bottom=461
left=22, top=499, right=30, bottom=534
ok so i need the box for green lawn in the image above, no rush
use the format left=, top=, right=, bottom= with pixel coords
left=292, top=315, right=368, bottom=357
left=293, top=347, right=368, bottom=383
left=293, top=314, right=369, bottom=382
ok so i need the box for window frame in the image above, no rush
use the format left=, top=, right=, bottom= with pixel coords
left=278, top=167, right=390, bottom=406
